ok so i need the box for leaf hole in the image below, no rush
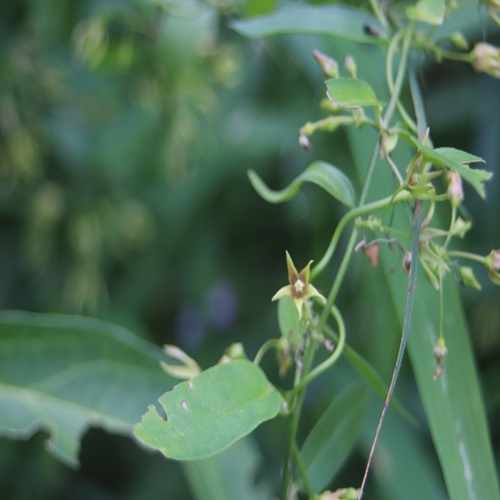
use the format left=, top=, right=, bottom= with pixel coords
left=154, top=402, right=168, bottom=422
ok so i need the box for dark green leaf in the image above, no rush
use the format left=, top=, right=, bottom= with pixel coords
left=231, top=5, right=387, bottom=43
left=248, top=161, right=355, bottom=207
left=184, top=438, right=274, bottom=500
left=0, top=311, right=172, bottom=467
left=134, top=360, right=282, bottom=460
left=301, top=383, right=369, bottom=492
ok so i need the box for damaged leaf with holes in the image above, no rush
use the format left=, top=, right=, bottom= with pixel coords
left=134, top=360, right=282, bottom=460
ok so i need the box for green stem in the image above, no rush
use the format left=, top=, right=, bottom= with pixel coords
left=382, top=23, right=415, bottom=128
left=293, top=441, right=313, bottom=496
left=282, top=335, right=316, bottom=499
left=447, top=250, right=487, bottom=264
left=311, top=189, right=412, bottom=279
left=253, top=339, right=279, bottom=365
left=290, top=305, right=346, bottom=398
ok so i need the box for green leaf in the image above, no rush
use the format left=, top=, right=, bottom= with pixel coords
left=326, top=77, right=383, bottom=108
left=0, top=311, right=172, bottom=467
left=340, top=339, right=417, bottom=427
left=277, top=296, right=301, bottom=347
left=230, top=5, right=387, bottom=43
left=184, top=437, right=273, bottom=500
left=406, top=136, right=491, bottom=198
left=301, top=383, right=369, bottom=492
left=407, top=0, right=445, bottom=26
left=348, top=121, right=500, bottom=498
left=248, top=161, right=355, bottom=207
left=134, top=360, right=282, bottom=460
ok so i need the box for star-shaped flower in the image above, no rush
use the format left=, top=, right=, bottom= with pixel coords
left=272, top=251, right=326, bottom=318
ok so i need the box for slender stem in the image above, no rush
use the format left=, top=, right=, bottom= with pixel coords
left=290, top=305, right=346, bottom=398
left=447, top=250, right=486, bottom=264
left=359, top=199, right=423, bottom=499
left=311, top=189, right=412, bottom=280
left=282, top=335, right=315, bottom=499
left=439, top=275, right=444, bottom=339
left=253, top=339, right=279, bottom=365
left=382, top=24, right=414, bottom=128
left=292, top=441, right=313, bottom=496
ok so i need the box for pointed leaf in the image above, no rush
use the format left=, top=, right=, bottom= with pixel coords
left=406, top=136, right=491, bottom=198
left=326, top=77, right=382, bottom=108
left=301, top=383, right=369, bottom=492
left=134, top=360, right=282, bottom=460
left=0, top=311, right=173, bottom=467
left=231, top=5, right=387, bottom=43
left=349, top=120, right=500, bottom=499
left=407, top=0, right=445, bottom=26
left=249, top=161, right=355, bottom=207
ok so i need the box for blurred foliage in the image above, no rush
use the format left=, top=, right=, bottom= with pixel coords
left=0, top=0, right=499, bottom=498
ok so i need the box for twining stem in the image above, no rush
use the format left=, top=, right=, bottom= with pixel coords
left=382, top=24, right=414, bottom=128
left=282, top=333, right=316, bottom=499
left=290, top=305, right=346, bottom=398
left=283, top=23, right=416, bottom=498
left=311, top=189, right=412, bottom=280
left=358, top=199, right=424, bottom=499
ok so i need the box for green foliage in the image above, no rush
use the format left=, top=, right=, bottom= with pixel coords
left=134, top=360, right=282, bottom=460
left=325, top=78, right=382, bottom=108
left=248, top=161, right=355, bottom=207
left=231, top=5, right=387, bottom=43
left=1, top=0, right=500, bottom=499
left=0, top=311, right=172, bottom=467
left=301, top=384, right=369, bottom=493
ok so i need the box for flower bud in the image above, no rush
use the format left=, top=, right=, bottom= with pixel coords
left=402, top=251, right=412, bottom=276
left=312, top=50, right=339, bottom=78
left=299, top=134, right=312, bottom=151
left=471, top=42, right=500, bottom=79
left=381, top=130, right=398, bottom=156
left=486, top=249, right=500, bottom=285
left=446, top=170, right=463, bottom=206
left=486, top=0, right=500, bottom=26
left=450, top=32, right=468, bottom=50
left=433, top=337, right=448, bottom=381
left=344, top=55, right=357, bottom=78
left=459, top=266, right=481, bottom=291
left=161, top=344, right=201, bottom=379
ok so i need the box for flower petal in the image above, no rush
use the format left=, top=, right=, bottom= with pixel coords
left=272, top=285, right=293, bottom=302
left=285, top=251, right=299, bottom=284
left=306, top=284, right=327, bottom=304
left=299, top=260, right=314, bottom=284
left=293, top=298, right=305, bottom=318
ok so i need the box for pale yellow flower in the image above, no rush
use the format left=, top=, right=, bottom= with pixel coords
left=272, top=251, right=326, bottom=318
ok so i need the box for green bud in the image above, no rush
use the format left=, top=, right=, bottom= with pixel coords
left=344, top=55, right=357, bottom=78
left=459, top=266, right=482, bottom=290
left=312, top=50, right=339, bottom=78
left=450, top=32, right=469, bottom=50
left=433, top=337, right=448, bottom=381
left=450, top=217, right=471, bottom=238
left=381, top=130, right=398, bottom=156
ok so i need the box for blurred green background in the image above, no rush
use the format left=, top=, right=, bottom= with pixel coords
left=0, top=0, right=499, bottom=498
